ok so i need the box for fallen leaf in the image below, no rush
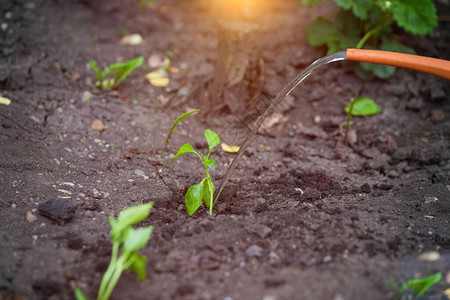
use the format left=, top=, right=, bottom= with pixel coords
left=26, top=211, right=37, bottom=223
left=146, top=71, right=169, bottom=87
left=418, top=251, right=440, bottom=261
left=260, top=113, right=288, bottom=136
left=444, top=288, right=450, bottom=298
left=120, top=33, right=143, bottom=45
left=169, top=67, right=180, bottom=74
left=0, top=96, right=11, bottom=106
left=221, top=143, right=240, bottom=153
left=91, top=119, right=108, bottom=132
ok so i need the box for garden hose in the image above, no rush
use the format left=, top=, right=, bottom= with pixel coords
left=346, top=48, right=450, bottom=80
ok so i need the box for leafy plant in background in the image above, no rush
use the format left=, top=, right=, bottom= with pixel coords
left=74, top=202, right=154, bottom=300
left=388, top=272, right=442, bottom=300
left=139, top=0, right=157, bottom=11
left=303, top=0, right=438, bottom=79
left=89, top=56, right=144, bottom=90
left=170, top=129, right=220, bottom=216
left=165, top=109, right=200, bottom=149
left=344, top=94, right=381, bottom=142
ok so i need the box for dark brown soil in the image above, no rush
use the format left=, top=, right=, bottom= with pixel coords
left=1, top=1, right=450, bottom=300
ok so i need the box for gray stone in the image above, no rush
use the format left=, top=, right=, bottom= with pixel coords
left=38, top=199, right=78, bottom=225
left=245, top=245, right=263, bottom=257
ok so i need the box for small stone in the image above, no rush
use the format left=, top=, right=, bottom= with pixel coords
left=323, top=255, right=332, bottom=263
left=92, top=189, right=102, bottom=199
left=177, top=86, right=189, bottom=97
left=424, top=197, right=438, bottom=204
left=103, top=192, right=110, bottom=198
left=11, top=203, right=16, bottom=208
left=80, top=91, right=92, bottom=102
left=26, top=211, right=37, bottom=223
left=38, top=198, right=78, bottom=225
left=245, top=245, right=263, bottom=257
left=84, top=211, right=94, bottom=218
left=431, top=109, right=445, bottom=122
left=418, top=251, right=440, bottom=261
left=134, top=169, right=145, bottom=176
left=245, top=224, right=272, bottom=239
left=387, top=170, right=399, bottom=178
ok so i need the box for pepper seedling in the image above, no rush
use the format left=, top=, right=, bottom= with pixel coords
left=344, top=95, right=381, bottom=143
left=74, top=202, right=154, bottom=300
left=89, top=56, right=144, bottom=90
left=170, top=129, right=220, bottom=216
left=388, top=272, right=442, bottom=299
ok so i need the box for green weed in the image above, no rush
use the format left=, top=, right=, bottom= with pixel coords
left=388, top=272, right=442, bottom=299
left=89, top=56, right=144, bottom=90
left=74, top=202, right=154, bottom=300
left=170, top=129, right=220, bottom=216
left=344, top=95, right=381, bottom=142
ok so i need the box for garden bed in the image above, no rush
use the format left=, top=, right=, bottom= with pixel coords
left=0, top=0, right=449, bottom=299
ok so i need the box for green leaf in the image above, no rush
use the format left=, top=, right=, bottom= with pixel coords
left=390, top=0, right=437, bottom=35
left=204, top=129, right=220, bottom=151
left=333, top=0, right=373, bottom=20
left=89, top=61, right=102, bottom=82
left=127, top=253, right=147, bottom=282
left=74, top=288, right=90, bottom=300
left=170, top=143, right=197, bottom=164
left=111, top=202, right=153, bottom=239
left=202, top=177, right=214, bottom=209
left=400, top=272, right=441, bottom=297
left=307, top=17, right=336, bottom=47
left=204, top=158, right=215, bottom=171
left=301, top=0, right=324, bottom=7
left=109, top=56, right=144, bottom=88
left=185, top=181, right=204, bottom=215
left=345, top=97, right=381, bottom=116
left=123, top=226, right=154, bottom=253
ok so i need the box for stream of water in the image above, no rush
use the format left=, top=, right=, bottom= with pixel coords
left=214, top=50, right=347, bottom=202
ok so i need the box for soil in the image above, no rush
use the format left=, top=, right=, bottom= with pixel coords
left=1, top=1, right=450, bottom=300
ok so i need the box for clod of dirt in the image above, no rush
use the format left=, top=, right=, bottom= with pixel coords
left=90, top=119, right=108, bottom=132
left=37, top=198, right=78, bottom=225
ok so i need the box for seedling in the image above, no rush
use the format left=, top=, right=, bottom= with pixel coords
left=304, top=0, right=437, bottom=78
left=89, top=56, right=144, bottom=90
left=344, top=95, right=381, bottom=142
left=165, top=109, right=200, bottom=149
left=388, top=272, right=442, bottom=299
left=74, top=202, right=154, bottom=300
left=170, top=129, right=220, bottom=215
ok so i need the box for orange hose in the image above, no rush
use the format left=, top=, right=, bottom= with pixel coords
left=346, top=48, right=450, bottom=80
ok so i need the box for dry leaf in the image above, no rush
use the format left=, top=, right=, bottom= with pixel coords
left=26, top=211, right=37, bottom=223
left=91, top=119, right=108, bottom=132
left=120, top=34, right=143, bottom=45
left=169, top=67, right=180, bottom=74
left=0, top=96, right=11, bottom=106
left=221, top=143, right=240, bottom=153
left=260, top=113, right=288, bottom=136
left=146, top=71, right=169, bottom=87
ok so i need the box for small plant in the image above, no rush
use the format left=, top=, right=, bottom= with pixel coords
left=170, top=129, right=220, bottom=216
left=74, top=202, right=154, bottom=300
left=389, top=272, right=442, bottom=300
left=303, top=0, right=437, bottom=79
left=89, top=56, right=144, bottom=90
left=139, top=0, right=157, bottom=11
left=344, top=95, right=381, bottom=141
left=165, top=109, right=200, bottom=149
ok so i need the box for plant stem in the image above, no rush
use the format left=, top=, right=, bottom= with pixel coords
left=356, top=26, right=380, bottom=49
left=99, top=255, right=127, bottom=300
left=97, top=242, right=119, bottom=299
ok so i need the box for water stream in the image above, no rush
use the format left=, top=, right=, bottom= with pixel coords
left=214, top=50, right=347, bottom=202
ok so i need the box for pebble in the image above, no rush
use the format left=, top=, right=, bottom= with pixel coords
left=11, top=203, right=16, bottom=208
left=424, top=197, right=438, bottom=204
left=418, top=251, right=440, bottom=261
left=26, top=211, right=37, bottom=222
left=387, top=170, right=399, bottom=178
left=245, top=245, right=263, bottom=257
left=84, top=211, right=94, bottom=218
left=38, top=198, right=78, bottom=225
left=323, top=255, right=332, bottom=263
left=134, top=169, right=145, bottom=176
left=80, top=91, right=92, bottom=102
left=245, top=224, right=272, bottom=239
left=92, top=189, right=103, bottom=199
